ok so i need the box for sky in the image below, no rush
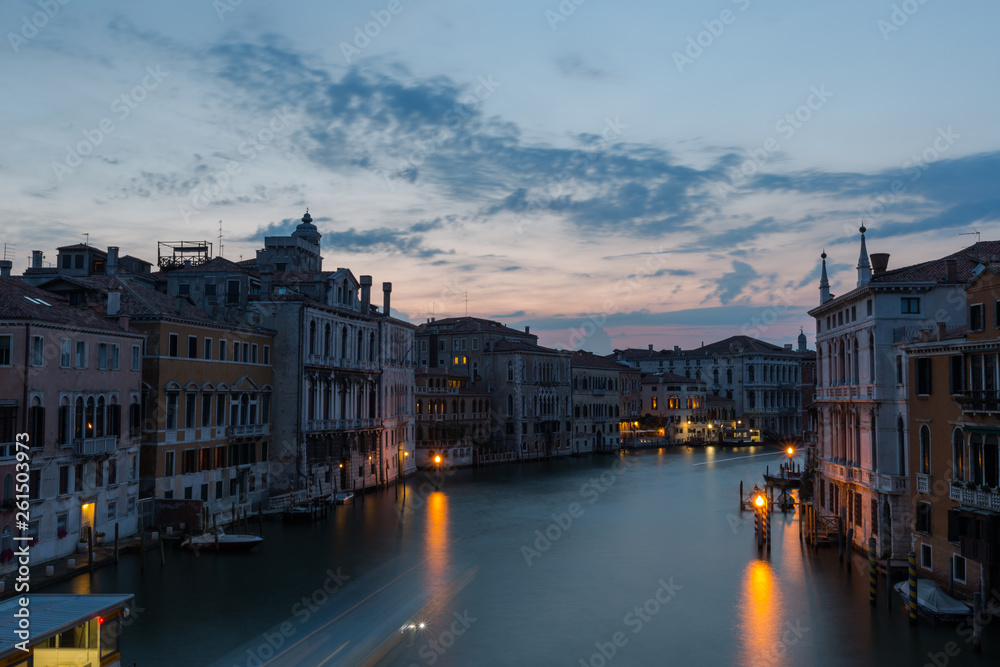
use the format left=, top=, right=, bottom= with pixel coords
left=2, top=0, right=999, bottom=354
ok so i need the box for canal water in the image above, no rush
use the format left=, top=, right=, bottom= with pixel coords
left=49, top=446, right=1000, bottom=666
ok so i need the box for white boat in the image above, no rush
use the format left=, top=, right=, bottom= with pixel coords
left=893, top=579, right=972, bottom=622
left=334, top=491, right=354, bottom=504
left=180, top=527, right=263, bottom=551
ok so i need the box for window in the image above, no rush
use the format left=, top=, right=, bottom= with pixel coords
left=185, top=394, right=196, bottom=429
left=168, top=333, right=178, bottom=357
left=182, top=449, right=196, bottom=474
left=901, top=297, right=921, bottom=314
left=132, top=344, right=140, bottom=370
left=165, top=393, right=178, bottom=430
left=108, top=458, right=117, bottom=485
left=916, top=502, right=932, bottom=534
left=59, top=466, right=69, bottom=495
left=920, top=543, right=932, bottom=569
left=204, top=338, right=212, bottom=360
left=953, top=555, right=966, bottom=583
left=98, top=342, right=108, bottom=369
left=242, top=343, right=249, bottom=363
left=109, top=344, right=119, bottom=370
left=205, top=283, right=217, bottom=297
left=201, top=393, right=212, bottom=428
left=472, top=339, right=479, bottom=351
left=263, top=345, right=270, bottom=365
left=970, top=303, right=985, bottom=332
left=178, top=283, right=190, bottom=296
left=439, top=340, right=446, bottom=352
left=251, top=343, right=258, bottom=364
left=60, top=339, right=71, bottom=367
left=187, top=336, right=197, bottom=359
left=953, top=429, right=965, bottom=480
left=948, top=356, right=963, bottom=395
left=29, top=335, right=44, bottom=366
left=227, top=280, right=240, bottom=304
left=919, top=425, right=930, bottom=474
left=219, top=339, right=227, bottom=361
left=75, top=341, right=87, bottom=368
left=915, top=358, right=932, bottom=395
left=652, top=396, right=658, bottom=410
left=866, top=299, right=872, bottom=316
left=164, top=451, right=175, bottom=477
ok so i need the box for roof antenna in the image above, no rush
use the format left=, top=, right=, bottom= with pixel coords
left=82, top=232, right=90, bottom=247
left=218, top=220, right=224, bottom=258
left=960, top=229, right=980, bottom=243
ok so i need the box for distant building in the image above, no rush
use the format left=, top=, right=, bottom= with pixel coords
left=22, top=244, right=154, bottom=288
left=0, top=278, right=144, bottom=565
left=611, top=335, right=808, bottom=438
left=416, top=317, right=573, bottom=460
left=618, top=365, right=643, bottom=445
left=570, top=351, right=624, bottom=454
left=640, top=372, right=707, bottom=443
left=414, top=369, right=491, bottom=468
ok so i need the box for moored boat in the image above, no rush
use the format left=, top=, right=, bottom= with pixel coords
left=180, top=527, right=262, bottom=551
left=893, top=579, right=972, bottom=623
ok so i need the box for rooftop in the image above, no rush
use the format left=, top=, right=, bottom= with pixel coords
left=0, top=278, right=131, bottom=333
left=0, top=594, right=133, bottom=657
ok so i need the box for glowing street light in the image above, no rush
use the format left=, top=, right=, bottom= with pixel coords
left=754, top=494, right=765, bottom=508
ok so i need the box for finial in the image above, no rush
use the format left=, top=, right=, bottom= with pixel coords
left=302, top=209, right=312, bottom=224
left=860, top=224, right=867, bottom=234
left=821, top=249, right=827, bottom=259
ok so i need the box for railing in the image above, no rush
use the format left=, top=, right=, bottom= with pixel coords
left=423, top=387, right=459, bottom=394
left=950, top=481, right=1000, bottom=511
left=229, top=423, right=269, bottom=438
left=74, top=436, right=118, bottom=456
left=916, top=473, right=930, bottom=494
left=957, top=391, right=1000, bottom=414
left=0, top=442, right=16, bottom=459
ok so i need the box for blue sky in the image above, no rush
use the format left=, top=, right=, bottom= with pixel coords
left=2, top=0, right=999, bottom=354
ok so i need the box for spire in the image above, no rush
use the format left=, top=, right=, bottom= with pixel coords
left=819, top=250, right=831, bottom=304
left=857, top=224, right=871, bottom=287
left=797, top=326, right=807, bottom=352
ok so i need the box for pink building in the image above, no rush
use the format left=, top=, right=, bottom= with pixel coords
left=0, top=277, right=144, bottom=567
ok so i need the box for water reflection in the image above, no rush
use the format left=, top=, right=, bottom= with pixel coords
left=424, top=491, right=450, bottom=596
left=736, top=559, right=786, bottom=667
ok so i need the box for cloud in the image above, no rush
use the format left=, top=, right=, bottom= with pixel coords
left=705, top=260, right=759, bottom=305
left=554, top=54, right=608, bottom=79
left=237, top=216, right=450, bottom=258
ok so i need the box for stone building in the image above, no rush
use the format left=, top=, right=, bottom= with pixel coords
left=810, top=228, right=998, bottom=559
left=0, top=276, right=144, bottom=565
left=414, top=369, right=491, bottom=468
left=640, top=372, right=707, bottom=443
left=570, top=351, right=624, bottom=454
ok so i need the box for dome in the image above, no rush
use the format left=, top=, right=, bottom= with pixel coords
left=293, top=209, right=321, bottom=245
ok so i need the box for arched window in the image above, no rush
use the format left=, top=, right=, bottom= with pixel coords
left=507, top=395, right=514, bottom=414
left=309, top=321, right=317, bottom=354
left=970, top=433, right=984, bottom=485
left=96, top=396, right=106, bottom=437
left=357, top=331, right=363, bottom=361
left=953, top=428, right=965, bottom=480
left=85, top=397, right=96, bottom=438
left=748, top=365, right=755, bottom=382
left=369, top=333, right=376, bottom=362
left=2, top=474, right=12, bottom=506
left=986, top=435, right=999, bottom=488
left=919, top=425, right=931, bottom=474
left=507, top=361, right=514, bottom=381
left=341, top=327, right=348, bottom=358
left=325, top=323, right=332, bottom=356
left=416, top=400, right=422, bottom=415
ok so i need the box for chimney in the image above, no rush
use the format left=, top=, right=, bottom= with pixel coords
left=674, top=346, right=681, bottom=353
left=936, top=322, right=947, bottom=341
left=382, top=281, right=392, bottom=316
left=870, top=253, right=889, bottom=275
left=107, top=290, right=121, bottom=316
left=360, top=275, right=372, bottom=312
left=784, top=343, right=792, bottom=350
left=31, top=251, right=43, bottom=269
left=107, top=246, right=119, bottom=275
left=0, top=260, right=11, bottom=278
left=945, top=258, right=957, bottom=283
left=648, top=344, right=653, bottom=351
left=525, top=326, right=530, bottom=334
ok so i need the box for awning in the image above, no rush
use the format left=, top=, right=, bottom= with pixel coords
left=960, top=425, right=1000, bottom=435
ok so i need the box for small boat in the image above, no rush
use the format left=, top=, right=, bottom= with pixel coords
left=762, top=470, right=801, bottom=488
left=894, top=579, right=972, bottom=623
left=180, top=527, right=262, bottom=552
left=333, top=491, right=354, bottom=504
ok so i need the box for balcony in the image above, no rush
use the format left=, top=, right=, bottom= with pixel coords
left=73, top=436, right=118, bottom=456
left=820, top=460, right=908, bottom=494
left=957, top=391, right=1000, bottom=414
left=229, top=424, right=269, bottom=438
left=916, top=473, right=930, bottom=494
left=949, top=481, right=1000, bottom=511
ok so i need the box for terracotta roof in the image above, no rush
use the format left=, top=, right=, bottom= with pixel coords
left=869, top=240, right=1000, bottom=285
left=641, top=372, right=704, bottom=385
left=418, top=317, right=535, bottom=339
left=56, top=243, right=103, bottom=253
left=570, top=350, right=629, bottom=370
left=0, top=278, right=132, bottom=333
left=489, top=338, right=563, bottom=355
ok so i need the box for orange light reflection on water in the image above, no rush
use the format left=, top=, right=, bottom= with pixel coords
left=424, top=491, right=450, bottom=594
left=736, top=559, right=786, bottom=667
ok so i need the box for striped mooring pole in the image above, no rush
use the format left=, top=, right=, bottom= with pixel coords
left=908, top=550, right=918, bottom=625
left=868, top=537, right=877, bottom=605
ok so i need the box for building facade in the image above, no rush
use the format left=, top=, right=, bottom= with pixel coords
left=414, top=369, right=490, bottom=468
left=0, top=277, right=144, bottom=567
left=640, top=372, right=707, bottom=443
left=570, top=351, right=624, bottom=454
left=810, top=230, right=997, bottom=558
